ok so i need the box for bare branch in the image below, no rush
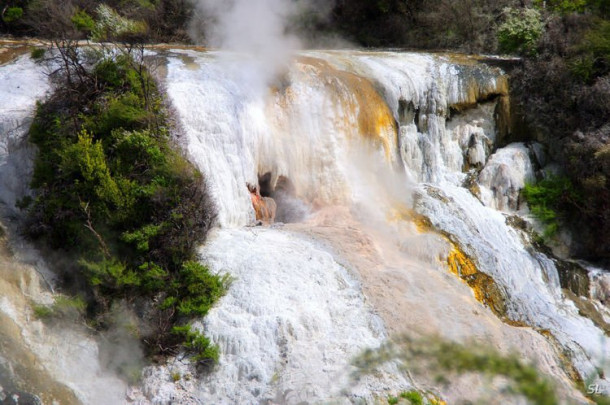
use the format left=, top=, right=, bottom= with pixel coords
left=80, top=201, right=111, bottom=258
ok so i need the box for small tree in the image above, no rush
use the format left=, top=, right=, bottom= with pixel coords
left=498, top=7, right=544, bottom=55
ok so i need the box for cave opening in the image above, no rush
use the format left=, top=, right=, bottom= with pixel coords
left=254, top=173, right=309, bottom=223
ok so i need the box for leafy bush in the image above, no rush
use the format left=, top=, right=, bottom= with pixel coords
left=172, top=325, right=220, bottom=365
left=30, top=48, right=45, bottom=60
left=400, top=390, right=424, bottom=405
left=387, top=396, right=399, bottom=405
left=71, top=9, right=95, bottom=32
left=522, top=176, right=579, bottom=238
left=172, top=261, right=231, bottom=318
left=32, top=295, right=87, bottom=320
left=32, top=304, right=53, bottom=319
left=569, top=54, right=596, bottom=83
left=510, top=11, right=610, bottom=261
left=2, top=7, right=23, bottom=23
left=92, top=4, right=148, bottom=42
left=24, top=53, right=223, bottom=364
left=498, top=7, right=543, bottom=55
left=581, top=18, right=610, bottom=77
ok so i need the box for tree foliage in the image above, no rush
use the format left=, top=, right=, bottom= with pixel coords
left=23, top=10, right=224, bottom=363
left=523, top=176, right=580, bottom=238
left=511, top=3, right=610, bottom=262
left=2, top=7, right=24, bottom=23
left=498, top=7, right=543, bottom=55
left=1, top=0, right=192, bottom=42
left=71, top=8, right=95, bottom=32
left=92, top=4, right=148, bottom=42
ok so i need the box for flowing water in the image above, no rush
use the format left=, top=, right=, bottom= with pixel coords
left=1, top=44, right=610, bottom=404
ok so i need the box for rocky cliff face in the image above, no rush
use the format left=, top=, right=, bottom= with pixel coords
left=131, top=49, right=607, bottom=403
left=1, top=43, right=609, bottom=404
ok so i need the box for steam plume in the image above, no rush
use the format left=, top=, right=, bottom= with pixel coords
left=189, top=0, right=336, bottom=89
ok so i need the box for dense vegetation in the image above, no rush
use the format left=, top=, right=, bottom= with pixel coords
left=0, top=0, right=543, bottom=50
left=21, top=8, right=227, bottom=365
left=522, top=176, right=581, bottom=238
left=1, top=0, right=193, bottom=42
left=510, top=3, right=610, bottom=262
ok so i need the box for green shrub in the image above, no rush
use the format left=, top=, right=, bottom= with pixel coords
left=71, top=9, right=95, bottom=32
left=545, top=14, right=610, bottom=82
left=2, top=7, right=23, bottom=23
left=24, top=54, right=221, bottom=364
left=569, top=54, right=596, bottom=83
left=81, top=258, right=141, bottom=290
left=590, top=0, right=610, bottom=17
left=400, top=390, right=424, bottom=405
left=522, top=176, right=579, bottom=238
left=53, top=295, right=87, bottom=317
left=173, top=261, right=231, bottom=317
left=92, top=4, right=148, bottom=42
left=172, top=325, right=220, bottom=365
left=498, top=8, right=543, bottom=55
left=30, top=48, right=46, bottom=60
left=32, top=296, right=86, bottom=320
left=582, top=18, right=610, bottom=77
left=32, top=304, right=54, bottom=319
